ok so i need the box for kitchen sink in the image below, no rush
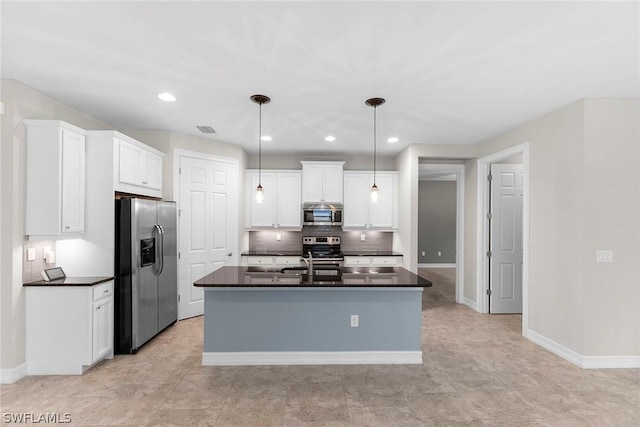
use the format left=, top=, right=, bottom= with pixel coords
left=280, top=266, right=342, bottom=277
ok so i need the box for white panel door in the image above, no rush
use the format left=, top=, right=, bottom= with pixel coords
left=178, top=155, right=237, bottom=320
left=143, top=151, right=163, bottom=190
left=489, top=164, right=524, bottom=314
left=118, top=139, right=144, bottom=186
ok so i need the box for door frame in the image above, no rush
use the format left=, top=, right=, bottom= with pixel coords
left=173, top=148, right=240, bottom=320
left=417, top=163, right=465, bottom=306
left=476, top=142, right=530, bottom=333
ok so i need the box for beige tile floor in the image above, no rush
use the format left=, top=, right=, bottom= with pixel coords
left=2, top=269, right=638, bottom=426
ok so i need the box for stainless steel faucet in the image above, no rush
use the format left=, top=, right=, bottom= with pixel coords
left=300, top=251, right=313, bottom=282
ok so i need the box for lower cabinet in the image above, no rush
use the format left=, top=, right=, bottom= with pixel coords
left=26, top=281, right=114, bottom=375
left=344, top=256, right=402, bottom=267
left=242, top=256, right=302, bottom=267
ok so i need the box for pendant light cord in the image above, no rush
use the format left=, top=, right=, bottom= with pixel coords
left=373, top=105, right=377, bottom=185
left=258, top=102, right=262, bottom=186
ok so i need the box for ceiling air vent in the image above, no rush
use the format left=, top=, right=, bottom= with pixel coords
left=196, top=126, right=216, bottom=134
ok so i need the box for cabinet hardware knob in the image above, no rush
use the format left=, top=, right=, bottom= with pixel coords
left=64, top=226, right=70, bottom=229
left=226, top=252, right=233, bottom=257
left=96, top=306, right=101, bottom=310
left=104, top=289, right=109, bottom=294
left=142, top=181, right=148, bottom=185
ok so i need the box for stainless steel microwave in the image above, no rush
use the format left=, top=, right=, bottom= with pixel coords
left=302, top=203, right=343, bottom=226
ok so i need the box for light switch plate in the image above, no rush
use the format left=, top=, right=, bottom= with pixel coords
left=596, top=250, right=613, bottom=263
left=27, top=248, right=36, bottom=261
left=276, top=233, right=281, bottom=241
left=360, top=234, right=366, bottom=242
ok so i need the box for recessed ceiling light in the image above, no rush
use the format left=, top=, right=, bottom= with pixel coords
left=261, top=135, right=272, bottom=141
left=387, top=137, right=399, bottom=143
left=158, top=92, right=176, bottom=102
left=324, top=136, right=336, bottom=142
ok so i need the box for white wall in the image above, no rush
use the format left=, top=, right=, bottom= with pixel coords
left=247, top=153, right=395, bottom=171
left=0, top=79, right=114, bottom=374
left=479, top=98, right=640, bottom=360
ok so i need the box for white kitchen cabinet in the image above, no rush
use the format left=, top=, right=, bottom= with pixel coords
left=243, top=256, right=302, bottom=267
left=301, top=161, right=344, bottom=203
left=116, top=138, right=163, bottom=196
left=25, top=120, right=86, bottom=238
left=343, top=171, right=398, bottom=230
left=246, top=170, right=302, bottom=229
left=26, top=280, right=114, bottom=375
left=344, top=256, right=401, bottom=267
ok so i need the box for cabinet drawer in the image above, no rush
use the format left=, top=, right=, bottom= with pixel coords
left=371, top=257, right=400, bottom=266
left=344, top=256, right=370, bottom=266
left=93, top=281, right=113, bottom=301
left=246, top=256, right=274, bottom=266
left=274, top=257, right=301, bottom=266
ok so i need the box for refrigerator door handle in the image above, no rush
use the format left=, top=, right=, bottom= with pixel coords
left=153, top=224, right=165, bottom=276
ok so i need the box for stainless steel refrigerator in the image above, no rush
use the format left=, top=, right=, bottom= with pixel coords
left=114, top=198, right=177, bottom=354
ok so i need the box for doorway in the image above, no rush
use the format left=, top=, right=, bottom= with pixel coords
left=477, top=143, right=530, bottom=333
left=174, top=149, right=239, bottom=320
left=417, top=162, right=465, bottom=306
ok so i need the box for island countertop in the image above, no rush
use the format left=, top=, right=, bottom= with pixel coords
left=194, top=266, right=431, bottom=288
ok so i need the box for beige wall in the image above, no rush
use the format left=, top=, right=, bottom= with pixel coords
left=463, top=158, right=478, bottom=304
left=394, top=144, right=478, bottom=273
left=479, top=98, right=639, bottom=357
left=0, top=79, right=114, bottom=371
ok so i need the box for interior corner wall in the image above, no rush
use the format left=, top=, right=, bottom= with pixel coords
left=0, top=79, right=113, bottom=374
left=463, top=158, right=477, bottom=304
left=479, top=98, right=640, bottom=360
left=393, top=146, right=415, bottom=271
left=479, top=99, right=587, bottom=356
left=581, top=99, right=640, bottom=357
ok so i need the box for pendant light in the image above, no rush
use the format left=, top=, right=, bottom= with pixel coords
left=366, top=97, right=385, bottom=203
left=251, top=94, right=271, bottom=203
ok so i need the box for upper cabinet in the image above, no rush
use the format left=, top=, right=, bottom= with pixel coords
left=115, top=138, right=163, bottom=197
left=301, top=161, right=344, bottom=203
left=343, top=171, right=398, bottom=230
left=25, top=120, right=86, bottom=237
left=246, top=170, right=302, bottom=229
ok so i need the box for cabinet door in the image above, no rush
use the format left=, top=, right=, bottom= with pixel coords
left=92, top=297, right=113, bottom=362
left=301, top=164, right=324, bottom=202
left=343, top=173, right=369, bottom=228
left=61, top=129, right=85, bottom=233
left=322, top=164, right=344, bottom=203
left=143, top=151, right=163, bottom=190
left=369, top=173, right=394, bottom=228
left=118, top=139, right=144, bottom=186
left=276, top=172, right=302, bottom=227
left=249, top=172, right=276, bottom=227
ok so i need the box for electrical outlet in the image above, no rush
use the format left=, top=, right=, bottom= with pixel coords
left=350, top=314, right=359, bottom=328
left=276, top=233, right=281, bottom=241
left=596, top=250, right=613, bottom=263
left=437, top=251, right=442, bottom=257
left=421, top=251, right=425, bottom=257
left=27, top=248, right=36, bottom=261
left=360, top=234, right=366, bottom=242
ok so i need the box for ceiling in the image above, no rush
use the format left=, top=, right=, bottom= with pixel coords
left=2, top=1, right=638, bottom=156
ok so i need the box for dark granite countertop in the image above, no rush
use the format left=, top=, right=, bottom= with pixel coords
left=241, top=250, right=303, bottom=257
left=24, top=276, right=114, bottom=287
left=342, top=251, right=403, bottom=257
left=194, top=266, right=430, bottom=288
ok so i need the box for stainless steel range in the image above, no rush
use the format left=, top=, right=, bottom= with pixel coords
left=302, top=236, right=344, bottom=266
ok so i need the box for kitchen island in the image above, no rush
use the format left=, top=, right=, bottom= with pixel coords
left=194, top=266, right=431, bottom=366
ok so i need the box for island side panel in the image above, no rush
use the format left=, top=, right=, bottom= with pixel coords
left=203, top=288, right=422, bottom=357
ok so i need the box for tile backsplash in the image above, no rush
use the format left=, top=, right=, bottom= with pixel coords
left=23, top=240, right=56, bottom=282
left=248, top=229, right=394, bottom=253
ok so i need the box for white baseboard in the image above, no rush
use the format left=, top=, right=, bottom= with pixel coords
left=203, top=351, right=423, bottom=366
left=526, top=329, right=640, bottom=369
left=461, top=297, right=478, bottom=311
left=418, top=263, right=456, bottom=269
left=0, top=363, right=27, bottom=384
left=582, top=355, right=640, bottom=369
